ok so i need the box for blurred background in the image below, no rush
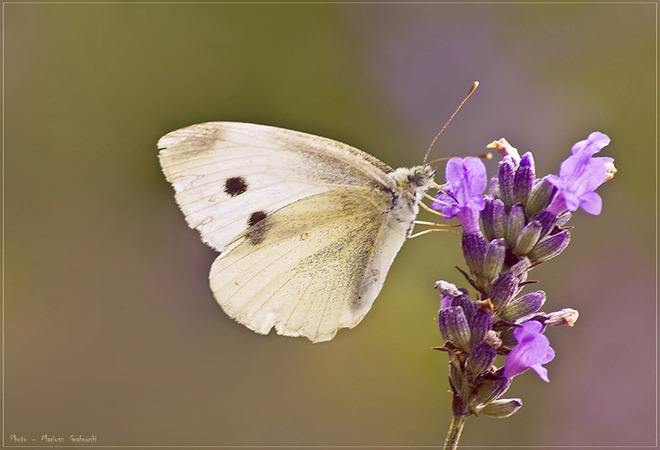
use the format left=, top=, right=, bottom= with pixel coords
left=4, top=2, right=655, bottom=448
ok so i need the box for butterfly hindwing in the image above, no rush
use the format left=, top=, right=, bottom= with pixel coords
left=158, top=122, right=396, bottom=252
left=209, top=187, right=409, bottom=343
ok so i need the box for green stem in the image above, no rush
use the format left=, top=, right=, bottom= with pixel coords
left=443, top=414, right=467, bottom=450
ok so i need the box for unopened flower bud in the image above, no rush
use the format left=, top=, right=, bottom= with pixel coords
left=510, top=257, right=531, bottom=276
left=447, top=306, right=471, bottom=351
left=490, top=272, right=519, bottom=309
left=546, top=308, right=579, bottom=327
left=514, top=221, right=542, bottom=256
left=488, top=175, right=499, bottom=197
left=438, top=308, right=451, bottom=341
left=467, top=341, right=497, bottom=376
left=528, top=230, right=571, bottom=263
left=497, top=291, right=546, bottom=323
left=479, top=398, right=522, bottom=418
left=481, top=197, right=506, bottom=241
left=451, top=293, right=476, bottom=319
left=469, top=308, right=493, bottom=347
left=498, top=157, right=516, bottom=207
left=462, top=231, right=487, bottom=276
left=531, top=210, right=559, bottom=238
left=482, top=239, right=505, bottom=281
left=505, top=204, right=526, bottom=248
left=513, top=153, right=535, bottom=206
left=474, top=373, right=511, bottom=405
left=556, top=210, right=572, bottom=226
left=527, top=177, right=557, bottom=218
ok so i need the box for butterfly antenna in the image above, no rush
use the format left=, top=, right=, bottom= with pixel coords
left=426, top=151, right=492, bottom=167
left=423, top=81, right=479, bottom=164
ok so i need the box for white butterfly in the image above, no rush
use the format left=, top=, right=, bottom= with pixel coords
left=158, top=122, right=436, bottom=343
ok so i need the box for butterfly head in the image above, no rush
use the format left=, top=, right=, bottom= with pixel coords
left=409, top=165, right=436, bottom=190
left=391, top=165, right=436, bottom=204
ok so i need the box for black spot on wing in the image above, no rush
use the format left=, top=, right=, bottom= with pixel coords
left=246, top=211, right=270, bottom=245
left=248, top=211, right=267, bottom=227
left=224, top=176, right=248, bottom=197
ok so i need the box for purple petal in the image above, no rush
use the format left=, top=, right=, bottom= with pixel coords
left=531, top=364, right=550, bottom=383
left=463, top=157, right=488, bottom=194
left=545, top=132, right=613, bottom=215
left=502, top=321, right=555, bottom=382
left=434, top=157, right=487, bottom=232
left=440, top=295, right=453, bottom=310
left=571, top=131, right=610, bottom=156
left=557, top=156, right=612, bottom=194
left=577, top=191, right=602, bottom=215
left=444, top=157, right=466, bottom=188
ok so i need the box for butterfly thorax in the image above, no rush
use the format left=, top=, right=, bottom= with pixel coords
left=389, top=165, right=435, bottom=232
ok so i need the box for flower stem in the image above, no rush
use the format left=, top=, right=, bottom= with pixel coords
left=443, top=414, right=467, bottom=450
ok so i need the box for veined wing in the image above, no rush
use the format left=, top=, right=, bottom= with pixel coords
left=209, top=186, right=409, bottom=343
left=158, top=122, right=396, bottom=252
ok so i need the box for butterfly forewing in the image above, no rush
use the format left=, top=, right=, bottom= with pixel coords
left=158, top=122, right=396, bottom=252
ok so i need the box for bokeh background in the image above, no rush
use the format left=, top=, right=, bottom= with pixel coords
left=4, top=2, right=656, bottom=448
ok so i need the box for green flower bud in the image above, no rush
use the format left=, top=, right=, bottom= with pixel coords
left=478, top=398, right=522, bottom=418
left=514, top=221, right=542, bottom=256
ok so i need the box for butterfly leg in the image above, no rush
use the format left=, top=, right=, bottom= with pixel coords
left=419, top=199, right=449, bottom=217
left=408, top=228, right=455, bottom=239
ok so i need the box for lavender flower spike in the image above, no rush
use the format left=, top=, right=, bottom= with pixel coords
left=502, top=321, right=555, bottom=382
left=433, top=157, right=487, bottom=232
left=546, top=132, right=615, bottom=215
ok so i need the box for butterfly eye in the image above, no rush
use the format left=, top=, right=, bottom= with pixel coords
left=413, top=171, right=427, bottom=186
